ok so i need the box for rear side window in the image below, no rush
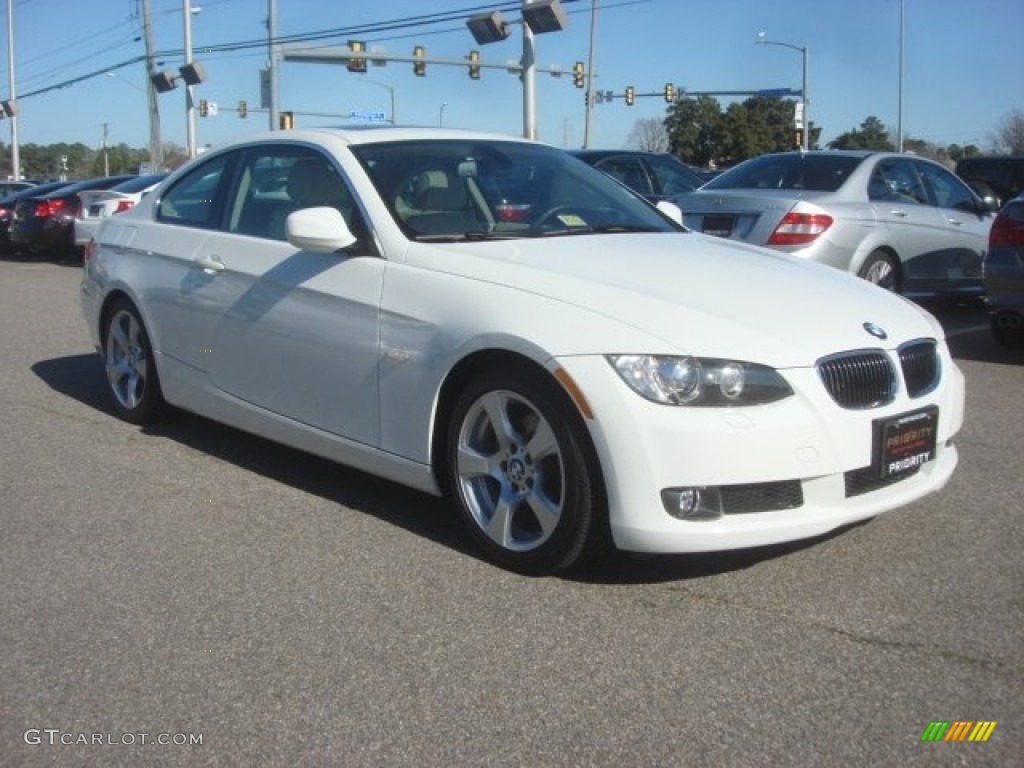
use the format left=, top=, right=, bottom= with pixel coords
left=593, top=157, right=653, bottom=197
left=646, top=156, right=701, bottom=195
left=703, top=154, right=861, bottom=192
left=916, top=161, right=978, bottom=212
left=157, top=154, right=232, bottom=228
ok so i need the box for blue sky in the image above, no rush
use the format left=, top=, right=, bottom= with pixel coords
left=2, top=0, right=1021, bottom=156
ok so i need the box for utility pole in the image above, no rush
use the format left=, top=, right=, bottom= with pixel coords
left=521, top=13, right=536, bottom=140
left=582, top=0, right=598, bottom=148
left=6, top=0, right=19, bottom=179
left=102, top=123, right=110, bottom=176
left=268, top=0, right=280, bottom=130
left=141, top=0, right=163, bottom=169
left=183, top=0, right=197, bottom=157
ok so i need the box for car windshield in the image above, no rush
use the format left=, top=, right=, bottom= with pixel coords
left=702, top=154, right=864, bottom=192
left=351, top=140, right=679, bottom=241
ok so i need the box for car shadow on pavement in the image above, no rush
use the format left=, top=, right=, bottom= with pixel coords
left=920, top=298, right=1024, bottom=365
left=945, top=326, right=1024, bottom=365
left=30, top=353, right=478, bottom=562
left=569, top=527, right=858, bottom=585
left=32, top=353, right=839, bottom=583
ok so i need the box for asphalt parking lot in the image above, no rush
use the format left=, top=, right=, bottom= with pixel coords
left=1, top=256, right=1021, bottom=767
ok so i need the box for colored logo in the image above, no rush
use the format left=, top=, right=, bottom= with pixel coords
left=920, top=721, right=997, bottom=742
left=863, top=321, right=888, bottom=340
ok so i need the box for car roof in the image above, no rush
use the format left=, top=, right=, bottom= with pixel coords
left=0, top=180, right=75, bottom=202
left=569, top=149, right=684, bottom=161
left=206, top=126, right=533, bottom=152
left=37, top=175, right=136, bottom=197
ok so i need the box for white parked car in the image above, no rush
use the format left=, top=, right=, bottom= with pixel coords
left=80, top=128, right=965, bottom=574
left=74, top=172, right=167, bottom=248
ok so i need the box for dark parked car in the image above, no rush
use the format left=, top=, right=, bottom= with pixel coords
left=955, top=155, right=1024, bottom=209
left=570, top=150, right=703, bottom=202
left=0, top=180, right=78, bottom=253
left=984, top=193, right=1024, bottom=346
left=10, top=175, right=134, bottom=259
left=0, top=181, right=36, bottom=197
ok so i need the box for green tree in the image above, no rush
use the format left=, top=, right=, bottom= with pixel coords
left=947, top=143, right=980, bottom=162
left=664, top=95, right=723, bottom=167
left=88, top=143, right=151, bottom=176
left=827, top=116, right=894, bottom=150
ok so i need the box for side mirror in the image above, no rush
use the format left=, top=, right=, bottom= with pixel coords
left=286, top=206, right=357, bottom=252
left=656, top=200, right=684, bottom=226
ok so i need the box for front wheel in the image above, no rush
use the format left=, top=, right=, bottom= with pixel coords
left=446, top=366, right=606, bottom=575
left=102, top=298, right=165, bottom=424
left=858, top=251, right=901, bottom=292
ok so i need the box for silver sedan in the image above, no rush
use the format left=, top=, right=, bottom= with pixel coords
left=674, top=150, right=996, bottom=298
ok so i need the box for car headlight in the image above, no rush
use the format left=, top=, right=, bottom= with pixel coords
left=607, top=354, right=793, bottom=406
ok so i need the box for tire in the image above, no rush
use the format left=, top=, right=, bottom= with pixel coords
left=990, top=314, right=1024, bottom=348
left=102, top=298, right=165, bottom=424
left=446, top=365, right=606, bottom=575
left=857, top=250, right=900, bottom=292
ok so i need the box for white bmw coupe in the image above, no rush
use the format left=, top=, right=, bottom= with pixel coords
left=81, top=128, right=965, bottom=574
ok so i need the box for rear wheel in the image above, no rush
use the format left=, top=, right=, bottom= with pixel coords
left=446, top=365, right=606, bottom=575
left=102, top=298, right=165, bottom=424
left=990, top=313, right=1024, bottom=347
left=858, top=251, right=900, bottom=292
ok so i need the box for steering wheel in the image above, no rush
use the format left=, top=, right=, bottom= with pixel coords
left=532, top=205, right=580, bottom=229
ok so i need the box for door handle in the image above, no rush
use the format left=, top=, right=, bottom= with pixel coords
left=195, top=253, right=225, bottom=274
left=947, top=218, right=963, bottom=226
left=890, top=210, right=909, bottom=218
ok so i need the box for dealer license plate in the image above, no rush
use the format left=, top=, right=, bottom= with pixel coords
left=874, top=406, right=938, bottom=478
left=702, top=215, right=734, bottom=238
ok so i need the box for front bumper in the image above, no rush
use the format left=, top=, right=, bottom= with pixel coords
left=555, top=348, right=965, bottom=554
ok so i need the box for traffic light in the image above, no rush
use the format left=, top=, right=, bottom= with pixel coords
left=237, top=100, right=247, bottom=119
left=346, top=40, right=367, bottom=73
left=413, top=46, right=426, bottom=76
left=199, top=99, right=209, bottom=117
left=624, top=86, right=635, bottom=106
left=572, top=61, right=585, bottom=88
left=794, top=128, right=804, bottom=148
left=468, top=50, right=480, bottom=79
left=664, top=83, right=675, bottom=103
left=279, top=111, right=294, bottom=130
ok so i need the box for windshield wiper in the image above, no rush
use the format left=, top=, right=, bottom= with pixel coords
left=588, top=224, right=665, bottom=233
left=413, top=231, right=521, bottom=243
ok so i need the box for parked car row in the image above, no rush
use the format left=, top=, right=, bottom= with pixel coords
left=0, top=173, right=166, bottom=260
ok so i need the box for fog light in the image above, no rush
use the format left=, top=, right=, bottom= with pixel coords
left=661, top=486, right=723, bottom=520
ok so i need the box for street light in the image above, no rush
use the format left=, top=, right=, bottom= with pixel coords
left=465, top=0, right=569, bottom=140
left=355, top=77, right=396, bottom=124
left=105, top=71, right=145, bottom=92
left=756, top=31, right=809, bottom=151
left=183, top=1, right=202, bottom=158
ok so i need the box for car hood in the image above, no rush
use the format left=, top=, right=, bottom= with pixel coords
left=403, top=232, right=943, bottom=367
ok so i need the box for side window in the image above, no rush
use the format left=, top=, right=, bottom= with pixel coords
left=157, top=153, right=232, bottom=228
left=646, top=156, right=699, bottom=195
left=226, top=146, right=369, bottom=250
left=916, top=161, right=978, bottom=212
left=869, top=159, right=928, bottom=205
left=595, top=157, right=653, bottom=197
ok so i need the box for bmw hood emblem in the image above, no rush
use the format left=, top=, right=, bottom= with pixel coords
left=863, top=322, right=888, bottom=340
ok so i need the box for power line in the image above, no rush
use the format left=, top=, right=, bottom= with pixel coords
left=11, top=0, right=636, bottom=103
